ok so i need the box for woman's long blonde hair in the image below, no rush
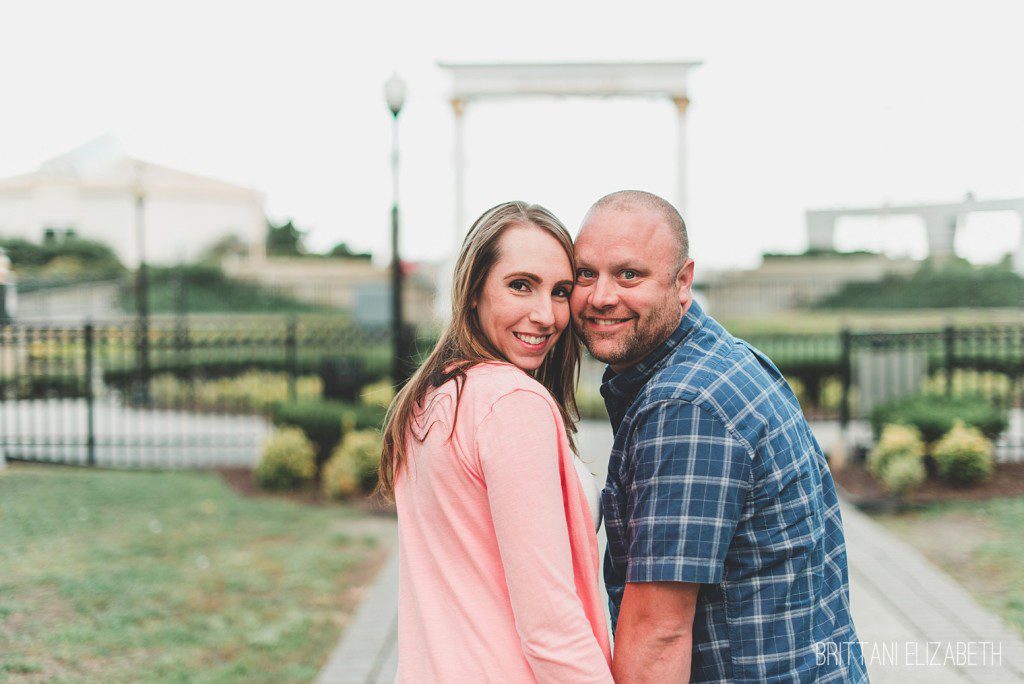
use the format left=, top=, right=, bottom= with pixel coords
left=376, top=201, right=581, bottom=499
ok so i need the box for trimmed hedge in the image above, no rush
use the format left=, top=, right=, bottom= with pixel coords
left=867, top=424, right=926, bottom=480
left=868, top=424, right=927, bottom=497
left=869, top=394, right=1008, bottom=444
left=933, top=421, right=995, bottom=486
left=269, top=400, right=388, bottom=470
left=270, top=400, right=348, bottom=468
left=254, top=427, right=317, bottom=490
left=322, top=430, right=382, bottom=499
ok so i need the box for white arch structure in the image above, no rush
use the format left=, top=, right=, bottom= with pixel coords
left=434, top=60, right=701, bottom=319
left=806, top=196, right=1024, bottom=272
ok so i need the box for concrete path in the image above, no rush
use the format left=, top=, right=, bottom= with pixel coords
left=316, top=421, right=1024, bottom=683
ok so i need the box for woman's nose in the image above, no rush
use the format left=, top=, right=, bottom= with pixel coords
left=529, top=297, right=555, bottom=328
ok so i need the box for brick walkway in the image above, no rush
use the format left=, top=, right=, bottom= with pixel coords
left=316, top=421, right=1024, bottom=683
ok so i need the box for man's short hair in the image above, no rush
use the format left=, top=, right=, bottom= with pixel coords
left=585, top=190, right=689, bottom=268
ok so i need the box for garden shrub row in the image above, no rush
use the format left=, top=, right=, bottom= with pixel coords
left=869, top=393, right=1008, bottom=444
left=868, top=419, right=996, bottom=497
left=268, top=398, right=387, bottom=471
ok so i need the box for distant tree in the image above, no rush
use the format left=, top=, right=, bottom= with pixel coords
left=200, top=233, right=249, bottom=264
left=266, top=219, right=306, bottom=256
left=0, top=235, right=124, bottom=277
left=325, top=241, right=372, bottom=260
left=0, top=238, right=48, bottom=269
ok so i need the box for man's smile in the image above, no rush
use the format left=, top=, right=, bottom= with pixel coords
left=583, top=315, right=635, bottom=332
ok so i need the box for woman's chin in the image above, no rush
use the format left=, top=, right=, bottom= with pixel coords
left=507, top=353, right=547, bottom=373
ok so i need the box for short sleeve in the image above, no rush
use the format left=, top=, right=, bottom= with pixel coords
left=625, top=400, right=752, bottom=585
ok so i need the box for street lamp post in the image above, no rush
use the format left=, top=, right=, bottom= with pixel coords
left=133, top=162, right=151, bottom=404
left=385, top=73, right=409, bottom=388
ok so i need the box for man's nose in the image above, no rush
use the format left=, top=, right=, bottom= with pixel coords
left=529, top=296, right=555, bottom=328
left=590, top=276, right=619, bottom=309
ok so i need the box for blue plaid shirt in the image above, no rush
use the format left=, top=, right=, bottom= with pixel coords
left=602, top=302, right=867, bottom=683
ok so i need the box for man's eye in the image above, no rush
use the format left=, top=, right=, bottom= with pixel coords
left=576, top=269, right=594, bottom=280
left=622, top=270, right=638, bottom=280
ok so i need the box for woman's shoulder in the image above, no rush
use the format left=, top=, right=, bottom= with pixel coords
left=464, top=361, right=552, bottom=406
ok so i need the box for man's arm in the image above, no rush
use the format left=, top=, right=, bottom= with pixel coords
left=612, top=581, right=700, bottom=683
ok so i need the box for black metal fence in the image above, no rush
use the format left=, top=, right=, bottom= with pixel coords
left=0, top=316, right=393, bottom=468
left=747, top=324, right=1024, bottom=460
left=2, top=318, right=1022, bottom=466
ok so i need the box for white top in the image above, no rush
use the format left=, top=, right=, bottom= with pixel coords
left=573, top=456, right=603, bottom=532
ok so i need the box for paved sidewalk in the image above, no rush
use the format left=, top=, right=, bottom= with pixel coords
left=316, top=421, right=1024, bottom=683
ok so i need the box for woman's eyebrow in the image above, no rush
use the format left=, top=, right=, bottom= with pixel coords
left=504, top=271, right=540, bottom=282
left=556, top=279, right=574, bottom=288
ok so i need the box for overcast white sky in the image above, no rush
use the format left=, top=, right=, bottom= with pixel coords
left=2, top=0, right=1023, bottom=270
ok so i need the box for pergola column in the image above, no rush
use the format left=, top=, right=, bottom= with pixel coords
left=451, top=98, right=466, bottom=250
left=923, top=211, right=958, bottom=261
left=1015, top=211, right=1024, bottom=274
left=673, top=97, right=690, bottom=214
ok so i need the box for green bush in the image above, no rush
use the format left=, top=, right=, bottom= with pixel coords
left=867, top=424, right=926, bottom=480
left=814, top=260, right=1024, bottom=310
left=870, top=394, right=1008, bottom=444
left=879, top=452, right=927, bottom=496
left=360, top=378, right=395, bottom=409
left=254, top=427, right=316, bottom=490
left=345, top=402, right=388, bottom=432
left=270, top=400, right=349, bottom=467
left=269, top=399, right=387, bottom=467
left=150, top=371, right=321, bottom=413
left=321, top=430, right=382, bottom=499
left=932, top=420, right=995, bottom=486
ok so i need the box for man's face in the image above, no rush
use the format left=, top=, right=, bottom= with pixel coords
left=571, top=207, right=694, bottom=372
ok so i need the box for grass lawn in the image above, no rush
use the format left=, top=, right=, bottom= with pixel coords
left=873, top=497, right=1024, bottom=637
left=0, top=465, right=394, bottom=683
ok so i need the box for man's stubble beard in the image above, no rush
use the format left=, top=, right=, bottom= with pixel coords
left=575, top=300, right=682, bottom=369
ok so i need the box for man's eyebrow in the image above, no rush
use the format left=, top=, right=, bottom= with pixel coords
left=575, top=261, right=647, bottom=273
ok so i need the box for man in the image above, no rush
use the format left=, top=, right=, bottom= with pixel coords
left=571, top=190, right=867, bottom=683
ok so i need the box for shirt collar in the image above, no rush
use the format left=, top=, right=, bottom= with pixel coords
left=600, top=300, right=708, bottom=412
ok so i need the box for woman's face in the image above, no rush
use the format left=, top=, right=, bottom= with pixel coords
left=475, top=225, right=573, bottom=372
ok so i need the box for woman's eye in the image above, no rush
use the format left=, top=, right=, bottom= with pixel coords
left=553, top=286, right=570, bottom=298
left=509, top=279, right=529, bottom=292
left=621, top=270, right=638, bottom=280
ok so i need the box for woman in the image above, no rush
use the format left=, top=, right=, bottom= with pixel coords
left=377, top=201, right=612, bottom=682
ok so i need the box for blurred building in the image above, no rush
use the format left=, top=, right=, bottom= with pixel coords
left=699, top=252, right=919, bottom=319
left=0, top=136, right=265, bottom=267
left=223, top=253, right=438, bottom=328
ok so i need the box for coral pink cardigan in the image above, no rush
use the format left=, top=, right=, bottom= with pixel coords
left=395, top=363, right=613, bottom=682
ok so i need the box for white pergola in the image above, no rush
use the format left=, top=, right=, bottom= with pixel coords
left=806, top=195, right=1024, bottom=273
left=433, top=61, right=701, bottom=320
left=438, top=60, right=702, bottom=246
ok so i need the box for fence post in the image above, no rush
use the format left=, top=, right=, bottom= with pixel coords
left=944, top=325, right=955, bottom=396
left=286, top=316, right=298, bottom=401
left=84, top=322, right=96, bottom=467
left=839, top=328, right=852, bottom=430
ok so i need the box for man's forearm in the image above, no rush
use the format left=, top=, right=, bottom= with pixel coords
left=611, top=582, right=699, bottom=682
left=612, top=620, right=692, bottom=682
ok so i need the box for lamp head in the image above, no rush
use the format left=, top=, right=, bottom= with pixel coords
left=385, top=73, right=406, bottom=117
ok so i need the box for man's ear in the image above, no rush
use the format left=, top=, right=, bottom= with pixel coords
left=676, top=258, right=695, bottom=304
